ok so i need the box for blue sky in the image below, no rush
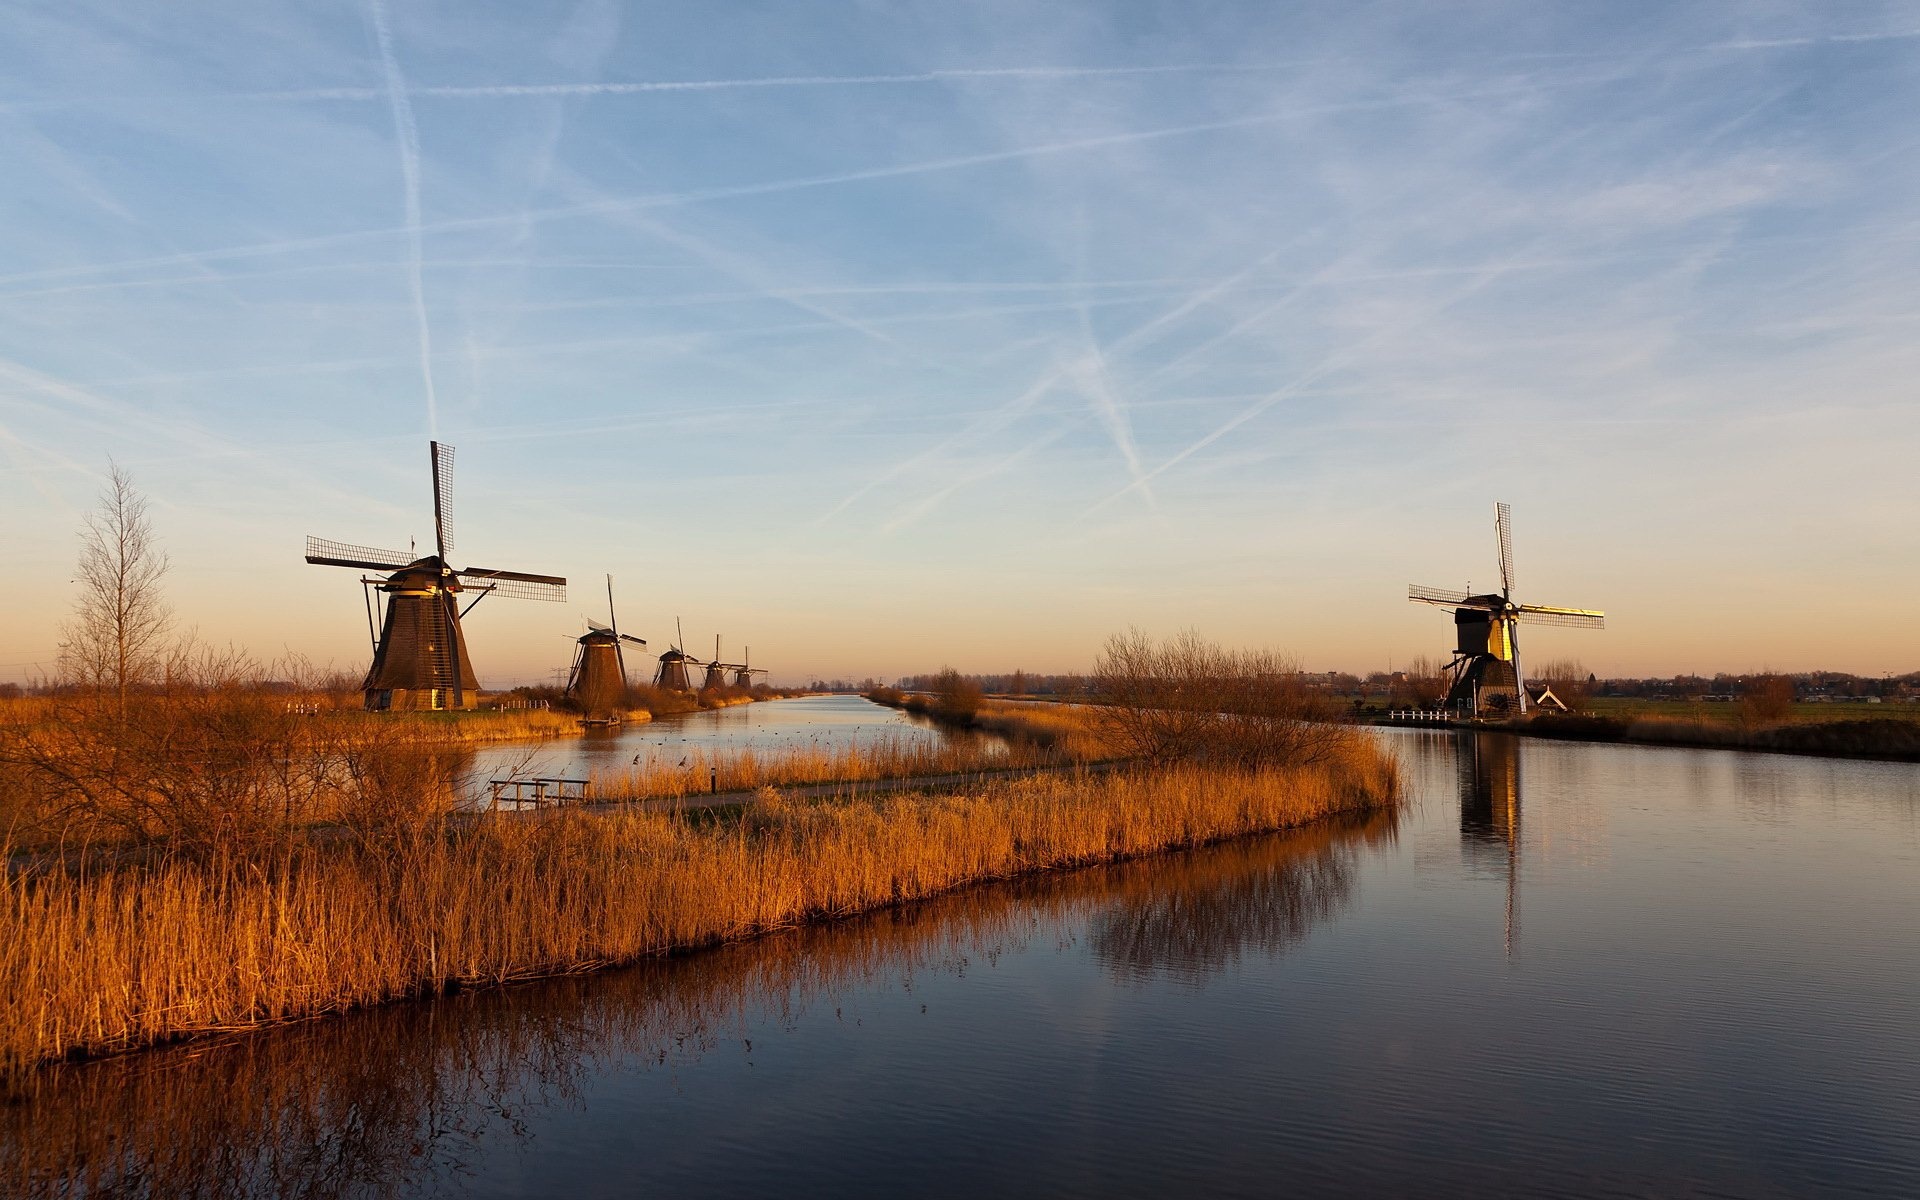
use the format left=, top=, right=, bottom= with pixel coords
left=3, top=1, right=1918, bottom=685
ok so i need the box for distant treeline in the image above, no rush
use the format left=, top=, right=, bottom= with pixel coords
left=1582, top=671, right=1920, bottom=700
left=853, top=668, right=1920, bottom=706
left=892, top=671, right=1087, bottom=697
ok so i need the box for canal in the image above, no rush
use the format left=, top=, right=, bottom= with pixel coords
left=464, top=694, right=1005, bottom=797
left=7, top=729, right=1918, bottom=1196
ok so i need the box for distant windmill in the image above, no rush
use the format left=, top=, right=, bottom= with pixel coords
left=306, top=441, right=566, bottom=711
left=653, top=617, right=697, bottom=691
left=732, top=645, right=768, bottom=689
left=1408, top=502, right=1604, bottom=716
left=566, top=576, right=647, bottom=722
left=701, top=635, right=732, bottom=691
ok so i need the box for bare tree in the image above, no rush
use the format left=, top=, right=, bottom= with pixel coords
left=59, top=463, right=170, bottom=714
left=1536, top=658, right=1592, bottom=709
left=1391, top=655, right=1449, bottom=709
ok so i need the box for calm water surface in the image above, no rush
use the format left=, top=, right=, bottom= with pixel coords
left=9, top=730, right=1920, bottom=1197
left=467, top=694, right=992, bottom=786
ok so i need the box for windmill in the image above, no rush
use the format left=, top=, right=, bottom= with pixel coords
left=566, top=576, right=647, bottom=722
left=1408, top=502, right=1603, bottom=717
left=653, top=617, right=697, bottom=691
left=306, top=441, right=566, bottom=711
left=732, top=645, right=768, bottom=689
left=701, top=635, right=732, bottom=691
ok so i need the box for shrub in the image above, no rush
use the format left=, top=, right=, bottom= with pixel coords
left=1089, top=629, right=1357, bottom=768
left=928, top=668, right=983, bottom=724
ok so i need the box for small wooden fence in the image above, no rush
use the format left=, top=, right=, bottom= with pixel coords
left=487, top=776, right=591, bottom=809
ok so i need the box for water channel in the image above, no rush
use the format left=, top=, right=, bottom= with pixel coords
left=7, top=726, right=1919, bottom=1196
left=465, top=694, right=1002, bottom=797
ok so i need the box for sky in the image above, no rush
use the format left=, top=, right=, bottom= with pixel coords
left=3, top=1, right=1918, bottom=686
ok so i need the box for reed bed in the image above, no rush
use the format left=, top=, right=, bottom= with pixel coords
left=4, top=808, right=1398, bottom=1198
left=0, top=746, right=1398, bottom=1079
left=385, top=706, right=585, bottom=743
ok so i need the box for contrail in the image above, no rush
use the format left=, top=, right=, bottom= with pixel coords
left=1074, top=301, right=1154, bottom=509
left=1707, top=29, right=1920, bottom=51
left=0, top=74, right=1603, bottom=291
left=880, top=426, right=1070, bottom=535
left=9, top=33, right=1918, bottom=114
left=1080, top=265, right=1517, bottom=517
left=0, top=62, right=1330, bottom=111
left=821, top=238, right=1297, bottom=527
left=403, top=62, right=1325, bottom=98
left=369, top=0, right=438, bottom=437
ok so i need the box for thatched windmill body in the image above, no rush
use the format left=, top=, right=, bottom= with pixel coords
left=1408, top=502, right=1603, bottom=717
left=566, top=576, right=646, bottom=721
left=307, top=442, right=566, bottom=711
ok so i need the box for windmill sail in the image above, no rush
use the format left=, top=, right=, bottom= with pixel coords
left=306, top=441, right=565, bottom=712
left=431, top=441, right=455, bottom=557
left=1407, top=501, right=1604, bottom=719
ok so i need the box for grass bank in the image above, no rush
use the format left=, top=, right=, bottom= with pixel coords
left=0, top=749, right=1398, bottom=1081
left=1512, top=712, right=1920, bottom=760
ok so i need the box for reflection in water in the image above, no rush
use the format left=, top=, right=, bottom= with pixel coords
left=1458, top=733, right=1523, bottom=956
left=464, top=694, right=993, bottom=789
left=0, top=813, right=1396, bottom=1199
left=1090, top=812, right=1395, bottom=984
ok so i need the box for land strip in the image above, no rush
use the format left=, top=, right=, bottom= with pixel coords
left=1, top=749, right=1398, bottom=1081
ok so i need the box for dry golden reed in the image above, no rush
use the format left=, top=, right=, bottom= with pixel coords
left=4, top=809, right=1397, bottom=1198
left=0, top=748, right=1397, bottom=1079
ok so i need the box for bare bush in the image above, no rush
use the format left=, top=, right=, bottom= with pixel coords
left=1739, top=673, right=1796, bottom=727
left=1089, top=629, right=1357, bottom=768
left=1391, top=655, right=1449, bottom=708
left=1536, top=658, right=1593, bottom=709
left=4, top=647, right=341, bottom=859
left=929, top=667, right=984, bottom=724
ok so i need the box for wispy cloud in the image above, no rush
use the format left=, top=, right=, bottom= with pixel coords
left=879, top=426, right=1071, bottom=535
left=368, top=0, right=438, bottom=436
left=0, top=72, right=1615, bottom=293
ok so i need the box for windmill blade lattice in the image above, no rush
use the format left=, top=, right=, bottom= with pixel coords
left=430, top=441, right=455, bottom=558
left=1496, top=501, right=1514, bottom=597
left=305, top=536, right=417, bottom=571
left=456, top=569, right=566, bottom=602
left=1516, top=607, right=1606, bottom=630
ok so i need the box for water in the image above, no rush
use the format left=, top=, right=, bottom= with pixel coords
left=8, top=731, right=1920, bottom=1197
left=467, top=694, right=994, bottom=787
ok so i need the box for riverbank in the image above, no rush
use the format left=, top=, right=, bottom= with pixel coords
left=1369, top=710, right=1920, bottom=761
left=0, top=748, right=1398, bottom=1082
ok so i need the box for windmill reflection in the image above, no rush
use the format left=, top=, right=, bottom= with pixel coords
left=1458, top=732, right=1523, bottom=957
